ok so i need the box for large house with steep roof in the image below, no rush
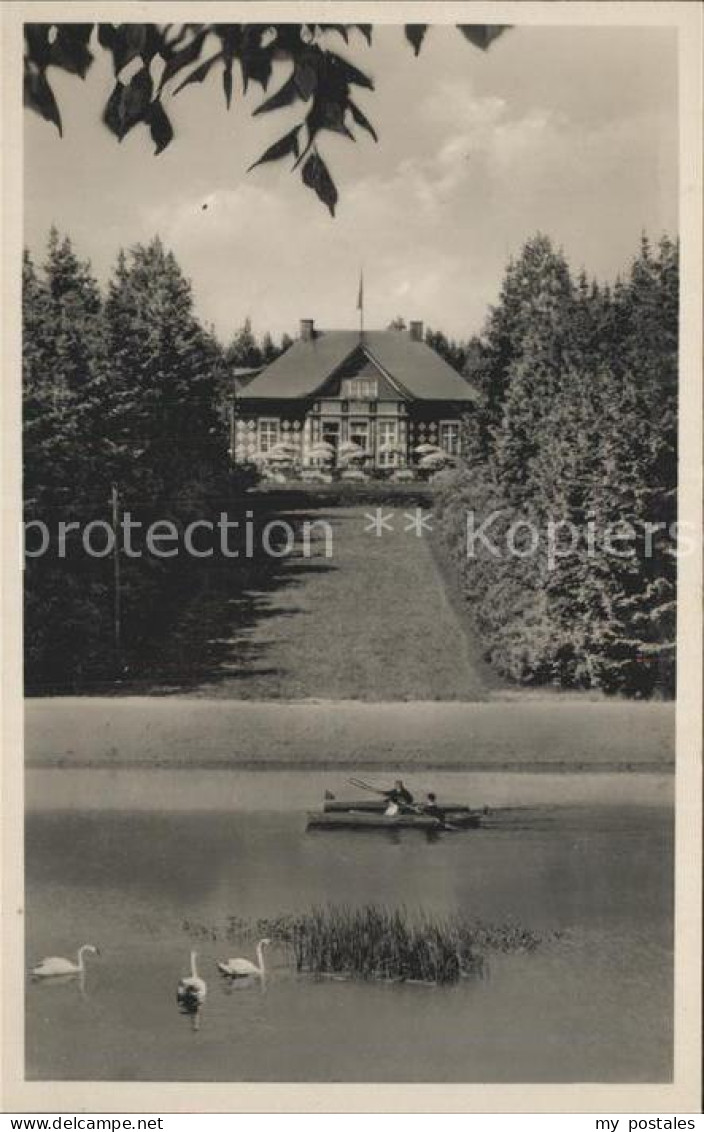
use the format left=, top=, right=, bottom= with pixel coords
left=230, top=319, right=476, bottom=469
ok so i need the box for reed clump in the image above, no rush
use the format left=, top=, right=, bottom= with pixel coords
left=273, top=905, right=551, bottom=984
left=187, top=905, right=555, bottom=984
left=287, top=904, right=471, bottom=984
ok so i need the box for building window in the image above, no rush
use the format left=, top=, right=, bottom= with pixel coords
left=349, top=419, right=370, bottom=451
left=377, top=420, right=399, bottom=466
left=342, top=378, right=378, bottom=400
left=258, top=418, right=279, bottom=452
left=320, top=420, right=341, bottom=458
left=439, top=421, right=461, bottom=456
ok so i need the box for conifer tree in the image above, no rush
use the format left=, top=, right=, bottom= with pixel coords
left=438, top=231, right=678, bottom=696
left=424, top=328, right=468, bottom=374
left=23, top=231, right=230, bottom=689
left=102, top=237, right=227, bottom=517
left=489, top=237, right=575, bottom=498
left=469, top=234, right=574, bottom=462
left=225, top=317, right=262, bottom=369
left=260, top=331, right=278, bottom=365
left=23, top=234, right=110, bottom=687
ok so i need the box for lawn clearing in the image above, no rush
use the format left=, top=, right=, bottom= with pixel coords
left=183, top=504, right=496, bottom=700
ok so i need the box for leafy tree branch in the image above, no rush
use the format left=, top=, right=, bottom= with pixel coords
left=23, top=22, right=508, bottom=214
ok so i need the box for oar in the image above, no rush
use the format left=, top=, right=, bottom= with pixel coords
left=347, top=777, right=386, bottom=795
left=350, top=775, right=435, bottom=802
left=349, top=777, right=427, bottom=802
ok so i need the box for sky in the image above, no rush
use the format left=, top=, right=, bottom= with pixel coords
left=24, top=23, right=678, bottom=344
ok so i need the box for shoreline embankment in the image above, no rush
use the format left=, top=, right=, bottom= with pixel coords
left=24, top=698, right=675, bottom=773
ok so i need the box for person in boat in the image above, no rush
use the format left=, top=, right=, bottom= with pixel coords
left=422, top=793, right=447, bottom=826
left=382, top=780, right=415, bottom=814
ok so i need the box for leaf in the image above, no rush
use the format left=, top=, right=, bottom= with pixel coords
left=266, top=24, right=302, bottom=54
left=248, top=125, right=300, bottom=171
left=24, top=66, right=62, bottom=134
left=240, top=33, right=273, bottom=92
left=121, top=66, right=153, bottom=132
left=158, top=29, right=208, bottom=89
left=334, top=55, right=373, bottom=90
left=97, top=24, right=117, bottom=51
left=348, top=99, right=378, bottom=142
left=294, top=54, right=319, bottom=100
left=301, top=152, right=337, bottom=216
left=241, top=52, right=273, bottom=93
left=103, top=80, right=126, bottom=137
left=316, top=24, right=348, bottom=42
left=48, top=25, right=94, bottom=78
left=311, top=95, right=353, bottom=139
left=214, top=24, right=241, bottom=58
left=24, top=25, right=52, bottom=68
left=103, top=66, right=153, bottom=140
left=171, top=53, right=222, bottom=96
left=253, top=74, right=298, bottom=116
left=356, top=25, right=373, bottom=45
left=405, top=25, right=428, bottom=56
left=457, top=25, right=508, bottom=51
left=292, top=122, right=315, bottom=170
left=146, top=100, right=174, bottom=155
left=223, top=60, right=233, bottom=108
left=141, top=25, right=163, bottom=64
left=109, top=24, right=148, bottom=75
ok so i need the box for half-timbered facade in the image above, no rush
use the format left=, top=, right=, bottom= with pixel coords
left=231, top=320, right=476, bottom=468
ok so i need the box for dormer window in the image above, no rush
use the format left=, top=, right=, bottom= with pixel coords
left=342, top=378, right=378, bottom=400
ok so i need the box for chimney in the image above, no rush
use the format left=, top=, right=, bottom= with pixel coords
left=409, top=320, right=423, bottom=342
left=300, top=318, right=315, bottom=341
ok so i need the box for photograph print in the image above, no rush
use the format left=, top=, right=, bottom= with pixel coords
left=9, top=0, right=701, bottom=1106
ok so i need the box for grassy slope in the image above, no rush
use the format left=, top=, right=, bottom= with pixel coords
left=180, top=505, right=496, bottom=701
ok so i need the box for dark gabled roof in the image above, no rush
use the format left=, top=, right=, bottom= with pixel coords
left=231, top=366, right=264, bottom=393
left=239, top=330, right=478, bottom=402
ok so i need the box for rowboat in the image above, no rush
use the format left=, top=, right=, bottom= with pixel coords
left=307, top=810, right=482, bottom=831
left=323, top=798, right=472, bottom=815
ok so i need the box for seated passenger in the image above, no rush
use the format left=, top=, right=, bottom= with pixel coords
left=423, top=792, right=446, bottom=825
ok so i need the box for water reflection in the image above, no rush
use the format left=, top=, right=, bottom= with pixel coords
left=31, top=969, right=88, bottom=997
left=177, top=996, right=203, bottom=1032
left=220, top=974, right=267, bottom=996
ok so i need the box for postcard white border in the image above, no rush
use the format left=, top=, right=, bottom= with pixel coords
left=2, top=0, right=701, bottom=1114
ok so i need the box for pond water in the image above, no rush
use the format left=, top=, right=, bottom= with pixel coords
left=25, top=769, right=673, bottom=1083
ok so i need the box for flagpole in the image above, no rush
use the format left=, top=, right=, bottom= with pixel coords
left=358, top=268, right=364, bottom=339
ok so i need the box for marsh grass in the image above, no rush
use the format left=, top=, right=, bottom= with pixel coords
left=288, top=904, right=469, bottom=984
left=198, top=904, right=554, bottom=985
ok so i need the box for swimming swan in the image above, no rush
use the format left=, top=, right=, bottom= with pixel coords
left=31, top=944, right=99, bottom=978
left=218, top=938, right=271, bottom=978
left=177, top=950, right=207, bottom=1007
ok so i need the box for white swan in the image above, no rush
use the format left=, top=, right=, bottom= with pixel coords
left=218, top=938, right=271, bottom=978
left=31, top=944, right=99, bottom=978
left=177, top=950, right=207, bottom=1007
